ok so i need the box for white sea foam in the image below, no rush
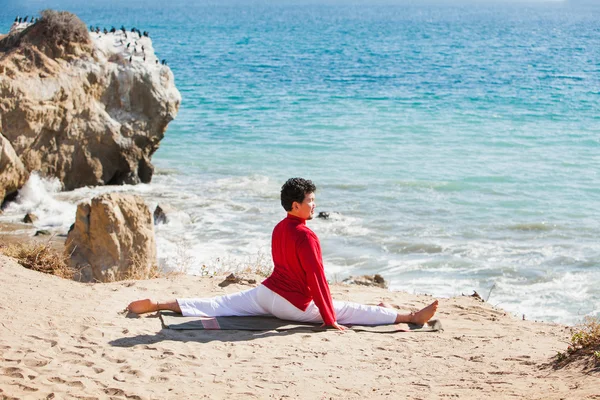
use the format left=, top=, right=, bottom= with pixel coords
left=378, top=257, right=600, bottom=326
left=1, top=173, right=75, bottom=231
left=311, top=212, right=372, bottom=238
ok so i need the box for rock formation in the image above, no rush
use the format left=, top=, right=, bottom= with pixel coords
left=0, top=133, right=29, bottom=205
left=65, top=193, right=157, bottom=282
left=0, top=10, right=180, bottom=202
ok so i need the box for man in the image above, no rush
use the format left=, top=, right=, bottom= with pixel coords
left=128, top=178, right=438, bottom=330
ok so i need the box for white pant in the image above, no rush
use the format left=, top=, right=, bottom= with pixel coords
left=177, top=284, right=397, bottom=325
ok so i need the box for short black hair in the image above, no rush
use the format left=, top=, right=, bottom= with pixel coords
left=281, top=178, right=316, bottom=211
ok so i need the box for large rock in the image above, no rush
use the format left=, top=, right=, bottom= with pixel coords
left=0, top=133, right=29, bottom=205
left=65, top=193, right=157, bottom=282
left=0, top=11, right=180, bottom=191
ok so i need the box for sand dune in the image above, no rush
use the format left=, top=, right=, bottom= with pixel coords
left=0, top=254, right=598, bottom=399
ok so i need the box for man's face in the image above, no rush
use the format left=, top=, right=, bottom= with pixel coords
left=293, top=192, right=316, bottom=220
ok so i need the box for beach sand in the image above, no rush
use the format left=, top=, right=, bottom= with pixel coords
left=1, top=253, right=598, bottom=399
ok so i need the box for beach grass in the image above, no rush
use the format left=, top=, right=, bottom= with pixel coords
left=555, top=316, right=600, bottom=369
left=0, top=235, right=180, bottom=282
left=1, top=9, right=92, bottom=58
left=37, top=9, right=90, bottom=49
left=0, top=240, right=75, bottom=279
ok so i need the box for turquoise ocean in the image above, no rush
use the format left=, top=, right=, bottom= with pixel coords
left=1, top=0, right=599, bottom=325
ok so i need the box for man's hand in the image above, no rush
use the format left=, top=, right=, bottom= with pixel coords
left=321, top=322, right=347, bottom=331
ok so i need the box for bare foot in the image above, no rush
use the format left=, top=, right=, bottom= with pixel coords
left=410, top=300, right=439, bottom=325
left=378, top=302, right=394, bottom=309
left=127, top=299, right=159, bottom=314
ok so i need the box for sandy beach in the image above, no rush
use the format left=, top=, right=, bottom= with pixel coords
left=1, top=252, right=598, bottom=400
left=2, top=5, right=600, bottom=399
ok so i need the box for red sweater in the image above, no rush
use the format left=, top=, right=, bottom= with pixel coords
left=262, top=214, right=337, bottom=325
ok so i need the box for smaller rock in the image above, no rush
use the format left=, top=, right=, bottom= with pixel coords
left=373, top=274, right=385, bottom=285
left=34, top=230, right=51, bottom=236
left=153, top=204, right=176, bottom=225
left=342, top=274, right=388, bottom=289
left=317, top=211, right=330, bottom=220
left=154, top=205, right=167, bottom=225
left=471, top=291, right=484, bottom=302
left=23, top=213, right=38, bottom=223
left=218, top=273, right=240, bottom=287
left=218, top=273, right=257, bottom=287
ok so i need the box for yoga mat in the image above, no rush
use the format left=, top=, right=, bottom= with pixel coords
left=159, top=311, right=442, bottom=333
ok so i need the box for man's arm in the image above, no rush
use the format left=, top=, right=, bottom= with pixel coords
left=297, top=232, right=337, bottom=326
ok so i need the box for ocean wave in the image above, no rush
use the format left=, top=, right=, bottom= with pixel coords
left=540, top=74, right=586, bottom=81
left=381, top=264, right=600, bottom=325
left=508, top=222, right=556, bottom=231
left=312, top=212, right=371, bottom=238
left=382, top=241, right=444, bottom=255
left=326, top=183, right=369, bottom=191
left=154, top=168, right=181, bottom=176
left=1, top=173, right=75, bottom=232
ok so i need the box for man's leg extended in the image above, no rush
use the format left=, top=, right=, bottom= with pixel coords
left=333, top=299, right=439, bottom=326
left=127, top=287, right=268, bottom=317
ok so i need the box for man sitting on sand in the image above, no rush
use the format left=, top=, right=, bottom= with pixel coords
left=128, top=178, right=438, bottom=330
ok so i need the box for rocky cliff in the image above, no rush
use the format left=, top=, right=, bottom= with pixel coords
left=0, top=10, right=180, bottom=201
left=0, top=133, right=29, bottom=204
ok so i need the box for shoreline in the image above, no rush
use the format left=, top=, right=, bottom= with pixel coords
left=0, top=220, right=67, bottom=252
left=0, top=217, right=590, bottom=327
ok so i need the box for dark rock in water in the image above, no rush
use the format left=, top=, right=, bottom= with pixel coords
left=154, top=205, right=167, bottom=225
left=34, top=230, right=51, bottom=236
left=138, top=157, right=154, bottom=183
left=317, top=211, right=330, bottom=220
left=342, top=274, right=388, bottom=289
left=23, top=213, right=38, bottom=223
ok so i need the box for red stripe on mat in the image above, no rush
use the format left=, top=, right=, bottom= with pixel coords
left=201, top=318, right=221, bottom=330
